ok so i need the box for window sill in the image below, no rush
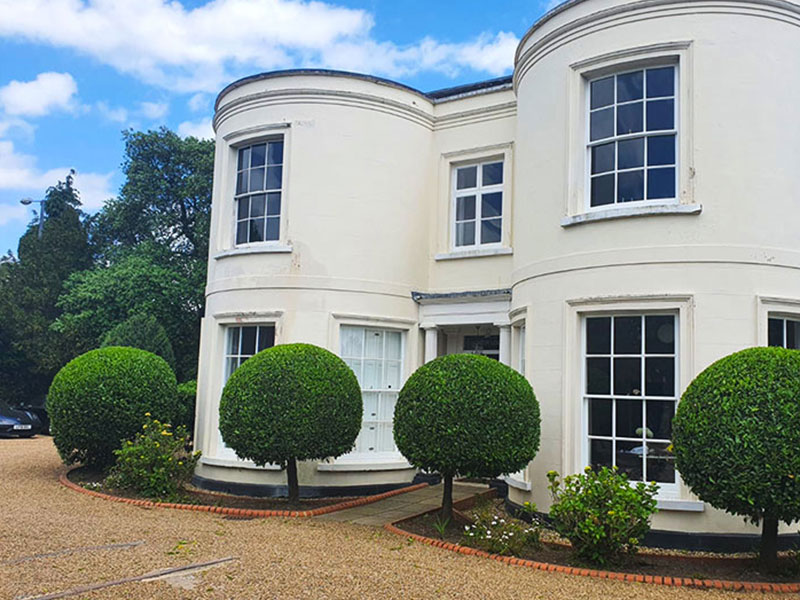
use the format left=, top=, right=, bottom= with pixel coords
left=561, top=203, right=702, bottom=228
left=317, top=458, right=413, bottom=472
left=214, top=244, right=292, bottom=260
left=434, top=246, right=513, bottom=261
left=199, top=456, right=283, bottom=471
left=656, top=498, right=705, bottom=512
left=504, top=475, right=531, bottom=491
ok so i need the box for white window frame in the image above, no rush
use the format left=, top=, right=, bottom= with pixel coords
left=234, top=137, right=284, bottom=246
left=451, top=158, right=505, bottom=250
left=757, top=296, right=800, bottom=349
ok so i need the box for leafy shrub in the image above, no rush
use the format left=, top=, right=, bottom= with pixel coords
left=547, top=467, right=658, bottom=566
left=394, top=354, right=540, bottom=519
left=101, top=313, right=176, bottom=371
left=105, top=414, right=199, bottom=501
left=47, top=347, right=179, bottom=468
left=219, top=343, right=362, bottom=501
left=672, top=347, right=800, bottom=568
left=176, top=380, right=197, bottom=434
left=463, top=500, right=541, bottom=556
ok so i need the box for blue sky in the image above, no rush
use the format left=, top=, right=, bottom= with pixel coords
left=0, top=0, right=555, bottom=255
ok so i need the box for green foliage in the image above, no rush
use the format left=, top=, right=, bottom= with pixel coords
left=176, top=379, right=197, bottom=434
left=101, top=313, right=176, bottom=370
left=432, top=515, right=451, bottom=539
left=462, top=500, right=542, bottom=556
left=105, top=415, right=200, bottom=501
left=219, top=343, right=363, bottom=466
left=47, top=347, right=179, bottom=468
left=546, top=467, right=659, bottom=566
left=393, top=354, right=541, bottom=479
left=673, top=347, right=800, bottom=525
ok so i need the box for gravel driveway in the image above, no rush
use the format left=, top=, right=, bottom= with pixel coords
left=0, top=437, right=784, bottom=599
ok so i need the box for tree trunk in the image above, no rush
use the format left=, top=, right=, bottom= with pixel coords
left=441, top=474, right=453, bottom=522
left=760, top=516, right=779, bottom=571
left=286, top=458, right=299, bottom=503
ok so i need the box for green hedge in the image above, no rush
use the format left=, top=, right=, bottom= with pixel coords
left=101, top=313, right=176, bottom=371
left=176, top=379, right=197, bottom=434
left=47, top=347, right=179, bottom=468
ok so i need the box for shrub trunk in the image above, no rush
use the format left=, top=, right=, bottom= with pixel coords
left=760, top=516, right=779, bottom=571
left=286, top=457, right=299, bottom=503
left=441, top=473, right=453, bottom=522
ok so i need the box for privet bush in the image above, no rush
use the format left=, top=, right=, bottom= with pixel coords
left=47, top=347, right=179, bottom=468
left=101, top=313, right=176, bottom=371
left=547, top=467, right=658, bottom=566
left=219, top=343, right=362, bottom=502
left=176, top=379, right=197, bottom=434
left=105, top=414, right=199, bottom=501
left=673, top=347, right=800, bottom=569
left=394, top=354, right=541, bottom=520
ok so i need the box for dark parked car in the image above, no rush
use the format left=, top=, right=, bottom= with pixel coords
left=0, top=401, right=42, bottom=437
left=13, top=399, right=49, bottom=434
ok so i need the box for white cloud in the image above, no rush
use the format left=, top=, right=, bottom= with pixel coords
left=177, top=118, right=214, bottom=139
left=95, top=101, right=129, bottom=124
left=0, top=1, right=517, bottom=93
left=0, top=203, right=28, bottom=226
left=140, top=101, right=168, bottom=120
left=0, top=72, right=78, bottom=117
left=188, top=93, right=208, bottom=112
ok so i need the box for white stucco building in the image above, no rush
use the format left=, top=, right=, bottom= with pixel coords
left=194, top=0, right=800, bottom=545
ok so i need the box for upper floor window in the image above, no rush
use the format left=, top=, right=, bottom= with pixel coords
left=453, top=159, right=503, bottom=247
left=768, top=317, right=800, bottom=350
left=235, top=139, right=284, bottom=245
left=588, top=66, right=676, bottom=208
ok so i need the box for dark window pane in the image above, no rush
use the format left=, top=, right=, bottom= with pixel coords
left=265, top=217, right=280, bottom=241
left=617, top=170, right=644, bottom=202
left=250, top=194, right=265, bottom=217
left=616, top=440, right=644, bottom=481
left=591, top=142, right=615, bottom=174
left=236, top=220, right=248, bottom=245
left=614, top=357, right=642, bottom=396
left=590, top=439, right=613, bottom=470
left=481, top=218, right=502, bottom=244
left=266, top=192, right=281, bottom=216
left=617, top=71, right=643, bottom=102
left=228, top=327, right=240, bottom=354
left=645, top=357, right=675, bottom=397
left=482, top=162, right=503, bottom=185
left=267, top=141, right=283, bottom=165
left=236, top=171, right=248, bottom=195
left=647, top=167, right=675, bottom=199
left=249, top=218, right=264, bottom=243
left=617, top=102, right=643, bottom=135
left=589, top=398, right=612, bottom=436
left=768, top=318, right=785, bottom=347
left=586, top=357, right=611, bottom=394
left=787, top=320, right=800, bottom=350
left=482, top=192, right=502, bottom=218
left=456, top=195, right=476, bottom=221
left=646, top=67, right=674, bottom=98
left=647, top=135, right=675, bottom=166
left=241, top=326, right=257, bottom=356
left=238, top=147, right=250, bottom=171
left=590, top=174, right=615, bottom=206
left=646, top=442, right=675, bottom=483
left=616, top=399, right=643, bottom=437
left=590, top=76, right=614, bottom=109
left=586, top=317, right=611, bottom=354
left=237, top=197, right=250, bottom=219
left=645, top=316, right=674, bottom=353
left=258, top=326, right=275, bottom=351
left=250, top=143, right=266, bottom=167
left=590, top=107, right=614, bottom=141
left=646, top=400, right=674, bottom=439
left=618, top=137, right=644, bottom=169
left=249, top=167, right=265, bottom=192
left=456, top=221, right=475, bottom=246
left=647, top=99, right=674, bottom=131
left=457, top=166, right=477, bottom=189
left=614, top=316, right=642, bottom=354
left=266, top=166, right=282, bottom=190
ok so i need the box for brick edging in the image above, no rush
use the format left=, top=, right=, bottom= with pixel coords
left=383, top=523, right=800, bottom=593
left=59, top=470, right=427, bottom=518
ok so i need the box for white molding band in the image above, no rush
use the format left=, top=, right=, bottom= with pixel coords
left=435, top=247, right=513, bottom=261
left=561, top=204, right=702, bottom=228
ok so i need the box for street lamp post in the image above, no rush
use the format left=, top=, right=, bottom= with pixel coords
left=20, top=197, right=45, bottom=240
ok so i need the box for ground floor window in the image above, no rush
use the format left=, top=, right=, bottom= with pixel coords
left=583, top=314, right=677, bottom=484
left=463, top=334, right=500, bottom=360
left=768, top=317, right=800, bottom=349
left=340, top=326, right=403, bottom=456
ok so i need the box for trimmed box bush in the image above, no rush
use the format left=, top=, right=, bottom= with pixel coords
left=176, top=379, right=197, bottom=434
left=101, top=313, right=176, bottom=371
left=47, top=347, right=179, bottom=468
left=219, top=343, right=362, bottom=502
left=394, top=353, right=541, bottom=520
left=673, top=346, right=800, bottom=569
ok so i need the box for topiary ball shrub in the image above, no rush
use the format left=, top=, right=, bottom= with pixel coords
left=673, top=346, right=800, bottom=568
left=101, top=313, right=176, bottom=371
left=394, top=353, right=541, bottom=519
left=219, top=343, right=362, bottom=501
left=47, top=347, right=179, bottom=469
left=176, top=379, right=197, bottom=434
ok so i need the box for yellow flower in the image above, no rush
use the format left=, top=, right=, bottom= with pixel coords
left=155, top=442, right=160, bottom=448
left=178, top=461, right=183, bottom=466
left=142, top=424, right=148, bottom=429
left=161, top=430, right=171, bottom=436
left=145, top=412, right=151, bottom=417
